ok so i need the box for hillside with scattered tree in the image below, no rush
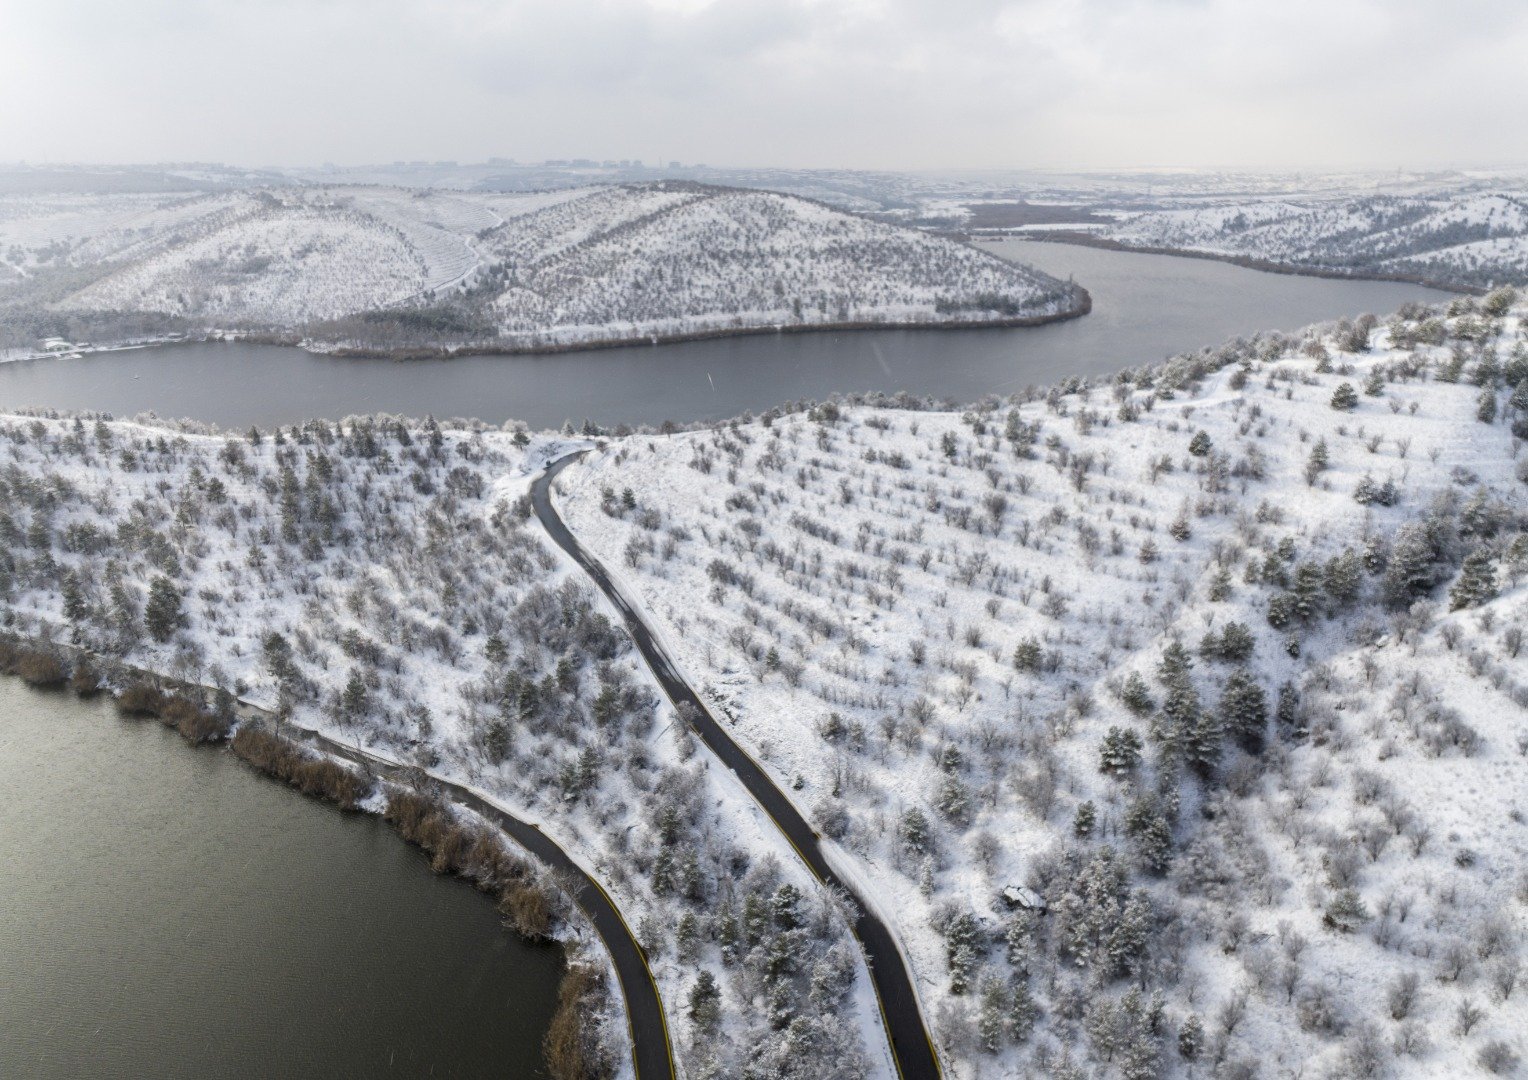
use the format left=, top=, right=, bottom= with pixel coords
left=555, top=289, right=1528, bottom=1078
left=0, top=182, right=1084, bottom=356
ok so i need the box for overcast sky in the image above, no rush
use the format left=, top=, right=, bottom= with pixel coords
left=3, top=0, right=1525, bottom=172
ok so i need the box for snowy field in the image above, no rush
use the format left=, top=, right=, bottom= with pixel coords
left=0, top=182, right=1081, bottom=351
left=556, top=292, right=1528, bottom=1078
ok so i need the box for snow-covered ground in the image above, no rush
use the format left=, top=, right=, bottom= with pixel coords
left=0, top=182, right=1081, bottom=352
left=1104, top=192, right=1528, bottom=289
left=555, top=295, right=1528, bottom=1077
left=0, top=415, right=883, bottom=1080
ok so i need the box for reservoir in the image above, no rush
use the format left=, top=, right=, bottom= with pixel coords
left=0, top=680, right=563, bottom=1078
left=0, top=241, right=1453, bottom=432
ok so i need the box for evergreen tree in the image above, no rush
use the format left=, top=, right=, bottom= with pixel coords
left=1157, top=640, right=1193, bottom=686
left=1330, top=382, right=1359, bottom=411
left=1120, top=671, right=1154, bottom=716
left=1009, top=978, right=1038, bottom=1042
left=977, top=976, right=1008, bottom=1053
left=1450, top=549, right=1499, bottom=610
left=1105, top=892, right=1152, bottom=978
left=1099, top=726, right=1144, bottom=776
left=1012, top=636, right=1042, bottom=673
left=1188, top=430, right=1212, bottom=457
left=1477, top=387, right=1498, bottom=424
left=1125, top=795, right=1174, bottom=874
left=1292, top=562, right=1323, bottom=622
left=1074, top=800, right=1097, bottom=839
left=944, top=911, right=982, bottom=994
left=144, top=575, right=183, bottom=643
left=898, top=807, right=931, bottom=859
left=1324, top=549, right=1364, bottom=607
left=1304, top=437, right=1331, bottom=485
left=772, top=883, right=802, bottom=930
left=1178, top=1014, right=1204, bottom=1061
left=1220, top=669, right=1268, bottom=754
left=1184, top=707, right=1223, bottom=778
left=1363, top=367, right=1386, bottom=396
left=341, top=667, right=368, bottom=722
left=1005, top=910, right=1035, bottom=971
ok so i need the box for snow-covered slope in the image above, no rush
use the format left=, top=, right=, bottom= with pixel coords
left=0, top=416, right=884, bottom=1080
left=556, top=295, right=1528, bottom=1078
left=1105, top=192, right=1528, bottom=289
left=0, top=182, right=1082, bottom=350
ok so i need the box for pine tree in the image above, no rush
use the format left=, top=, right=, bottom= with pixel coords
left=1304, top=437, right=1331, bottom=485
left=1105, top=892, right=1152, bottom=978
left=1178, top=1014, right=1204, bottom=1060
left=1008, top=978, right=1038, bottom=1042
left=1005, top=910, right=1035, bottom=971
left=771, top=883, right=802, bottom=930
left=1188, top=431, right=1212, bottom=457
left=675, top=911, right=701, bottom=963
left=1220, top=669, right=1268, bottom=754
left=944, top=911, right=982, bottom=994
left=1125, top=795, right=1174, bottom=874
left=1074, top=800, right=1097, bottom=839
left=1157, top=640, right=1193, bottom=685
left=936, top=772, right=971, bottom=824
left=144, top=575, right=183, bottom=643
left=898, top=807, right=930, bottom=858
left=1330, top=382, right=1359, bottom=411
left=1292, top=562, right=1324, bottom=622
left=1450, top=549, right=1499, bottom=610
left=1363, top=367, right=1386, bottom=396
left=1477, top=387, right=1498, bottom=424
left=1184, top=708, right=1223, bottom=778
left=341, top=668, right=368, bottom=722
left=1324, top=888, right=1370, bottom=932
left=1208, top=565, right=1233, bottom=601
left=1012, top=636, right=1042, bottom=673
left=977, top=977, right=1008, bottom=1053
left=1324, top=549, right=1363, bottom=607
left=1120, top=671, right=1154, bottom=716
left=1100, top=726, right=1144, bottom=776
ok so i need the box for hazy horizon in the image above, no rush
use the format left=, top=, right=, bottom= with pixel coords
left=5, top=0, right=1526, bottom=175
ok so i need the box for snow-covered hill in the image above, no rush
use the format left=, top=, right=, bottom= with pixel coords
left=0, top=182, right=1082, bottom=352
left=556, top=292, right=1528, bottom=1078
left=1103, top=192, right=1528, bottom=289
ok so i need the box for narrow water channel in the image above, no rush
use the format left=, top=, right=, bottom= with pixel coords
left=0, top=679, right=562, bottom=1079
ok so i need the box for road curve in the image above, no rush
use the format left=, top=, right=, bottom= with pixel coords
left=276, top=718, right=676, bottom=1080
left=533, top=452, right=943, bottom=1080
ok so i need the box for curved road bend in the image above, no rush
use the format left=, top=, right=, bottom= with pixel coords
left=533, top=452, right=943, bottom=1080
left=273, top=718, right=675, bottom=1080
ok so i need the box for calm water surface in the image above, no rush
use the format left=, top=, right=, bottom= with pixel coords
left=0, top=680, right=562, bottom=1078
left=0, top=242, right=1451, bottom=431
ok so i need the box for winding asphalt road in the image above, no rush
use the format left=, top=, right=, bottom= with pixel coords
left=533, top=452, right=943, bottom=1080
left=275, top=717, right=676, bottom=1080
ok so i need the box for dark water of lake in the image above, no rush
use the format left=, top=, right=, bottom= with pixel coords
left=0, top=680, right=562, bottom=1078
left=0, top=241, right=1451, bottom=432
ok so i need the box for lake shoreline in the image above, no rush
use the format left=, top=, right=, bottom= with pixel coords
left=0, top=290, right=1093, bottom=366
left=0, top=634, right=626, bottom=1080
left=1015, top=230, right=1485, bottom=296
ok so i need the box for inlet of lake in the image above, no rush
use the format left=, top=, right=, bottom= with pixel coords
left=0, top=240, right=1453, bottom=431
left=0, top=240, right=1455, bottom=1077
left=0, top=679, right=563, bottom=1078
